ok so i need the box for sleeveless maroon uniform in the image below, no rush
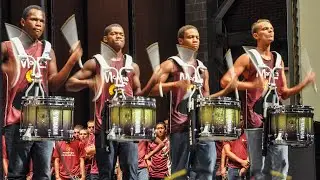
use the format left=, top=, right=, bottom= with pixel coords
left=245, top=53, right=284, bottom=128
left=169, top=59, right=204, bottom=133
left=94, top=56, right=134, bottom=133
left=3, top=40, right=49, bottom=126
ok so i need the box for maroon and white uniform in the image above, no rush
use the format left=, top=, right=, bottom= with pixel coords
left=245, top=53, right=284, bottom=128
left=3, top=40, right=49, bottom=126
left=169, top=58, right=205, bottom=133
left=94, top=56, right=134, bottom=133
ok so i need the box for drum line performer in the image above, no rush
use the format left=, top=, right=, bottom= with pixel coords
left=148, top=24, right=237, bottom=180
left=1, top=5, right=82, bottom=179
left=221, top=19, right=316, bottom=179
left=66, top=23, right=142, bottom=180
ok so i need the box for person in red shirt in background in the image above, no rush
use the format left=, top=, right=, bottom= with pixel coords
left=145, top=122, right=170, bottom=180
left=138, top=124, right=168, bottom=180
left=54, top=126, right=86, bottom=180
left=223, top=130, right=249, bottom=180
left=79, top=128, right=91, bottom=179
left=85, top=120, right=99, bottom=180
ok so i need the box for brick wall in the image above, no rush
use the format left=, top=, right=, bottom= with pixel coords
left=224, top=0, right=287, bottom=39
left=185, top=0, right=208, bottom=63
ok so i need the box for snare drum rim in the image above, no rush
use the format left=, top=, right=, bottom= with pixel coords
left=109, top=96, right=156, bottom=108
left=21, top=96, right=75, bottom=107
left=198, top=97, right=241, bottom=108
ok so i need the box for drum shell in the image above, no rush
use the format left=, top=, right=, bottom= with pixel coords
left=108, top=96, right=156, bottom=141
left=20, top=96, right=74, bottom=141
left=267, top=105, right=314, bottom=147
left=198, top=97, right=241, bottom=141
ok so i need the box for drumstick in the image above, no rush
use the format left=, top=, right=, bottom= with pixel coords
left=145, top=42, right=162, bottom=96
left=164, top=169, right=187, bottom=180
left=225, top=49, right=239, bottom=100
left=301, top=48, right=318, bottom=93
left=61, top=14, right=83, bottom=68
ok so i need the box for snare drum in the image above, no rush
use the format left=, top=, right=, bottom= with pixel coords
left=267, top=105, right=314, bottom=147
left=20, top=96, right=74, bottom=141
left=107, top=96, right=156, bottom=141
left=198, top=97, right=241, bottom=141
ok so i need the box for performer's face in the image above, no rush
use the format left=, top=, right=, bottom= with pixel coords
left=178, top=28, right=200, bottom=51
left=20, top=9, right=45, bottom=40
left=103, top=26, right=125, bottom=52
left=155, top=124, right=166, bottom=138
left=253, top=21, right=274, bottom=43
left=87, top=122, right=95, bottom=134
left=79, top=130, right=88, bottom=141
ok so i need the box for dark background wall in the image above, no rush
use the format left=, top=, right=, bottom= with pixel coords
left=0, top=0, right=318, bottom=179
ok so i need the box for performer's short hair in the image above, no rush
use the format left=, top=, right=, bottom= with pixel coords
left=177, top=25, right=198, bottom=39
left=22, top=5, right=45, bottom=19
left=156, top=122, right=166, bottom=130
left=74, top=124, right=84, bottom=130
left=251, top=19, right=271, bottom=34
left=87, top=120, right=94, bottom=125
left=104, top=24, right=123, bottom=36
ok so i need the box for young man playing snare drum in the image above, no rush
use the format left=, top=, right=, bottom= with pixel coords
left=148, top=25, right=237, bottom=180
left=1, top=5, right=82, bottom=179
left=221, top=19, right=316, bottom=179
left=66, top=24, right=142, bottom=180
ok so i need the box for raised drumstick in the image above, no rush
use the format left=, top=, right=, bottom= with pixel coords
left=225, top=49, right=239, bottom=100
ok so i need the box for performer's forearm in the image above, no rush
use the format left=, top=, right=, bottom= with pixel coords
left=150, top=82, right=176, bottom=96
left=65, top=78, right=93, bottom=92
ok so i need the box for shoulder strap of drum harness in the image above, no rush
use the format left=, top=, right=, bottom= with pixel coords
left=249, top=49, right=282, bottom=156
left=248, top=49, right=282, bottom=115
left=93, top=54, right=133, bottom=152
left=92, top=53, right=133, bottom=101
left=10, top=37, right=51, bottom=109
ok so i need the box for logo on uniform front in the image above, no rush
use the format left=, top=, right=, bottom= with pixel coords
left=26, top=69, right=33, bottom=83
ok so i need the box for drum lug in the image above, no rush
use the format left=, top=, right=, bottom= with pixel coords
left=19, top=128, right=26, bottom=138
left=59, top=129, right=64, bottom=137
left=275, top=130, right=284, bottom=144
left=152, top=128, right=155, bottom=137
left=107, top=124, right=117, bottom=139
left=22, top=124, right=34, bottom=140
left=284, top=132, right=288, bottom=141
left=142, top=127, right=146, bottom=136
left=118, top=127, right=122, bottom=137
left=211, top=125, right=215, bottom=133
left=34, top=129, right=38, bottom=137
left=48, top=129, right=52, bottom=137
left=130, top=127, right=134, bottom=136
